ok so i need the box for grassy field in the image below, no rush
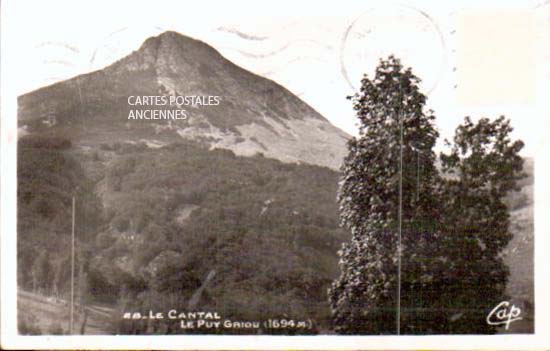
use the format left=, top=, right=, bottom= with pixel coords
left=17, top=290, right=114, bottom=335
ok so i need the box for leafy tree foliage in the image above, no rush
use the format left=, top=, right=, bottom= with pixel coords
left=329, top=56, right=525, bottom=334
left=436, top=116, right=525, bottom=333
left=19, top=135, right=348, bottom=334
left=101, top=144, right=346, bottom=334
left=17, top=136, right=103, bottom=299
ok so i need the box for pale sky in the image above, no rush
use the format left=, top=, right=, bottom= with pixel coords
left=3, top=0, right=549, bottom=155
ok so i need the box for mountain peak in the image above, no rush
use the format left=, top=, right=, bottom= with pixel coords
left=135, top=31, right=221, bottom=67
left=139, top=30, right=203, bottom=50
left=18, top=31, right=350, bottom=169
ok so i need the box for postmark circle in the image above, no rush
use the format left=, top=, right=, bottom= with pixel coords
left=340, top=3, right=447, bottom=95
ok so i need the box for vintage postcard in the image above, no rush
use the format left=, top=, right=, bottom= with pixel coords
left=1, top=0, right=549, bottom=349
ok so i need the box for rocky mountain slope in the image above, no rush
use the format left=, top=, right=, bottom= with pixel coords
left=18, top=31, right=349, bottom=169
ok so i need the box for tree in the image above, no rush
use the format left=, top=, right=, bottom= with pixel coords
left=436, top=116, right=525, bottom=333
left=329, top=56, right=525, bottom=334
left=329, top=56, right=441, bottom=334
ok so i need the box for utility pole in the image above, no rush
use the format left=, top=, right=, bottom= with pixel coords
left=397, top=110, right=403, bottom=336
left=417, top=151, right=420, bottom=201
left=70, top=196, right=75, bottom=334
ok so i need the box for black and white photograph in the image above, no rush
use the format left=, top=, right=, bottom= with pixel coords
left=1, top=0, right=549, bottom=349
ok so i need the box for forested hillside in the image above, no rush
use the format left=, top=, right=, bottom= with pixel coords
left=17, top=135, right=348, bottom=334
